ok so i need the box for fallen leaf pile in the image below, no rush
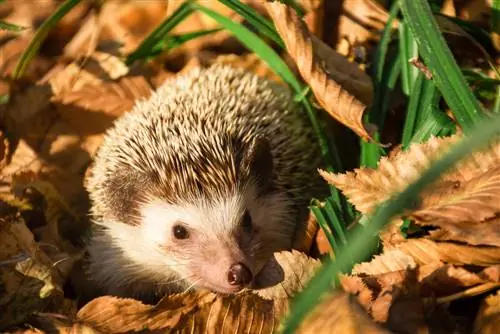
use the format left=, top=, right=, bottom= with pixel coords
left=0, top=0, right=498, bottom=333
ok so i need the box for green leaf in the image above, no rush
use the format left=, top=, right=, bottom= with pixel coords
left=0, top=20, right=26, bottom=32
left=400, top=0, right=484, bottom=131
left=126, top=0, right=195, bottom=65
left=282, top=111, right=500, bottom=333
left=13, top=0, right=82, bottom=80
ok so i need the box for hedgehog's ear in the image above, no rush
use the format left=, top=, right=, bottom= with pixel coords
left=241, top=137, right=274, bottom=192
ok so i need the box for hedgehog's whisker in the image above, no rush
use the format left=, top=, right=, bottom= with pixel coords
left=183, top=279, right=201, bottom=293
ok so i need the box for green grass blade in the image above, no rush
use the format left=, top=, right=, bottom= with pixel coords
left=402, top=73, right=424, bottom=148
left=217, top=0, right=284, bottom=48
left=490, top=0, right=500, bottom=36
left=361, top=2, right=400, bottom=168
left=398, top=21, right=419, bottom=95
left=494, top=85, right=500, bottom=114
left=370, top=1, right=400, bottom=127
left=360, top=53, right=400, bottom=167
left=12, top=0, right=81, bottom=80
left=126, top=0, right=195, bottom=65
left=0, top=20, right=26, bottom=32
left=282, top=112, right=500, bottom=333
left=400, top=0, right=484, bottom=131
left=310, top=204, right=339, bottom=254
left=410, top=77, right=455, bottom=143
left=323, top=198, right=347, bottom=246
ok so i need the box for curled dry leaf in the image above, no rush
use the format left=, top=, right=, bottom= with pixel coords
left=296, top=292, right=392, bottom=334
left=420, top=264, right=500, bottom=297
left=352, top=248, right=416, bottom=276
left=394, top=239, right=500, bottom=267
left=265, top=1, right=374, bottom=141
left=424, top=216, right=500, bottom=247
left=334, top=0, right=398, bottom=55
left=254, top=250, right=321, bottom=300
left=474, top=290, right=500, bottom=334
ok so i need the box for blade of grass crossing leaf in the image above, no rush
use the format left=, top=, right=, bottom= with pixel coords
left=194, top=3, right=335, bottom=172
left=402, top=73, right=425, bottom=148
left=13, top=0, right=81, bottom=79
left=310, top=205, right=339, bottom=254
left=323, top=198, right=347, bottom=246
left=400, top=0, right=484, bottom=131
left=148, top=28, right=222, bottom=60
left=398, top=21, right=419, bottom=95
left=282, top=111, right=500, bottom=334
left=0, top=21, right=26, bottom=32
left=217, top=0, right=284, bottom=48
left=126, top=0, right=195, bottom=65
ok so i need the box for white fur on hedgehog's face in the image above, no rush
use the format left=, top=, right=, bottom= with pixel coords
left=111, top=187, right=292, bottom=294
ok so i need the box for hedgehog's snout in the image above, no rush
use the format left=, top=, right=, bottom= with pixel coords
left=227, top=262, right=253, bottom=287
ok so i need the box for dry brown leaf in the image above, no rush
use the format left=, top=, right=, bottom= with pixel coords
left=293, top=211, right=319, bottom=253
left=334, top=0, right=398, bottom=54
left=78, top=291, right=284, bottom=333
left=420, top=264, right=499, bottom=297
left=0, top=202, right=72, bottom=329
left=265, top=2, right=374, bottom=141
left=474, top=290, right=500, bottom=334
left=394, top=238, right=500, bottom=266
left=76, top=250, right=317, bottom=332
left=320, top=135, right=500, bottom=215
left=411, top=167, right=500, bottom=224
left=0, top=130, right=10, bottom=169
left=46, top=52, right=134, bottom=97
left=296, top=292, right=391, bottom=333
left=33, top=313, right=102, bottom=334
left=424, top=217, right=500, bottom=247
left=254, top=250, right=321, bottom=300
left=343, top=269, right=429, bottom=332
left=352, top=248, right=416, bottom=276
left=52, top=75, right=152, bottom=136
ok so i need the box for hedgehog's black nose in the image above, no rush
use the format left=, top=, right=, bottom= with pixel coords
left=227, top=263, right=253, bottom=286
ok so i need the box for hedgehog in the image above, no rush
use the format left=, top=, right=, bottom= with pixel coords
left=85, top=64, right=325, bottom=301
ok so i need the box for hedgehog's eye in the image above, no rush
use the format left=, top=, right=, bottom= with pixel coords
left=242, top=210, right=252, bottom=233
left=173, top=224, right=189, bottom=239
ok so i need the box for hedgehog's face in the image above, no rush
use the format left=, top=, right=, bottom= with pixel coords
left=137, top=187, right=291, bottom=294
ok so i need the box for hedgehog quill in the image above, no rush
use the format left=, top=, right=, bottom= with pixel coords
left=86, top=65, right=325, bottom=301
